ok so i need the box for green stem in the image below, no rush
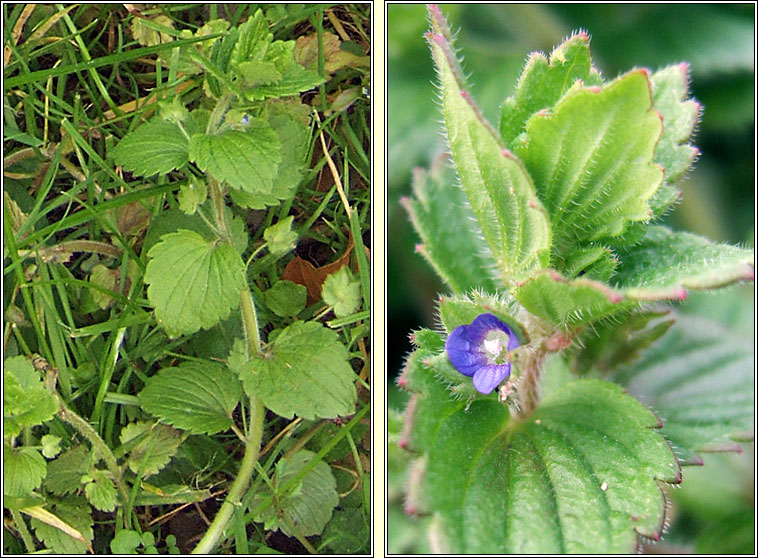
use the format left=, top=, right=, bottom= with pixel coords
left=192, top=390, right=264, bottom=554
left=11, top=509, right=35, bottom=553
left=192, top=289, right=265, bottom=554
left=49, top=384, right=130, bottom=518
left=208, top=177, right=228, bottom=238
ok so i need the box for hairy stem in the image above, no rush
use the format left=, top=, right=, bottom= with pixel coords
left=192, top=289, right=265, bottom=554
left=517, top=348, right=546, bottom=418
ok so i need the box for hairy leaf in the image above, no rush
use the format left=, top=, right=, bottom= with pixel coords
left=500, top=32, right=602, bottom=147
left=514, top=270, right=634, bottom=328
left=30, top=496, right=94, bottom=555
left=83, top=469, right=117, bottom=512
left=651, top=63, right=700, bottom=186
left=119, top=422, right=184, bottom=478
left=3, top=356, right=57, bottom=438
left=252, top=450, right=339, bottom=537
left=113, top=118, right=189, bottom=177
left=613, top=315, right=754, bottom=464
left=613, top=226, right=754, bottom=298
left=427, top=5, right=551, bottom=284
left=144, top=230, right=246, bottom=336
left=240, top=321, right=357, bottom=420
left=403, top=156, right=499, bottom=294
left=3, top=444, right=47, bottom=497
left=322, top=266, right=361, bottom=317
left=515, top=70, right=663, bottom=256
left=189, top=118, right=281, bottom=193
left=263, top=280, right=307, bottom=317
left=139, top=362, right=242, bottom=435
left=45, top=445, right=92, bottom=496
left=399, top=334, right=681, bottom=553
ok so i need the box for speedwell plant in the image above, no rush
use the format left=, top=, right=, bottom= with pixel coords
left=4, top=6, right=368, bottom=554
left=397, top=5, right=754, bottom=553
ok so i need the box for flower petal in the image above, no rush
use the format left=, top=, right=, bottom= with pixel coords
left=445, top=324, right=486, bottom=377
left=473, top=363, right=511, bottom=394
left=466, top=313, right=509, bottom=343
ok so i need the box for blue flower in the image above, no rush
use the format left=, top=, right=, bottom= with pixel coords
left=445, top=313, right=519, bottom=394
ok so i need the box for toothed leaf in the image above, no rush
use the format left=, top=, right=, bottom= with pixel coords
left=613, top=315, right=754, bottom=464
left=3, top=444, right=46, bottom=497
left=240, top=321, right=357, bottom=420
left=189, top=118, right=281, bottom=194
left=514, top=271, right=633, bottom=328
left=500, top=32, right=602, bottom=147
left=138, top=362, right=242, bottom=435
left=404, top=159, right=499, bottom=293
left=144, top=230, right=246, bottom=337
left=515, top=71, right=664, bottom=257
left=651, top=64, right=700, bottom=186
left=251, top=450, right=339, bottom=537
left=119, top=422, right=183, bottom=478
left=399, top=343, right=681, bottom=553
left=30, top=496, right=94, bottom=555
left=3, top=356, right=58, bottom=438
left=613, top=226, right=754, bottom=298
left=113, top=118, right=189, bottom=177
left=83, top=469, right=117, bottom=512
left=427, top=9, right=551, bottom=284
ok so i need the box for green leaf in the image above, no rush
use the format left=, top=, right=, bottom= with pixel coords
left=241, top=321, right=357, bottom=420
left=427, top=7, right=551, bottom=284
left=230, top=9, right=270, bottom=67
left=403, top=157, right=499, bottom=293
left=45, top=445, right=92, bottom=496
left=110, top=529, right=142, bottom=555
left=144, top=230, right=246, bottom=336
left=514, top=270, right=634, bottom=328
left=83, top=469, right=118, bottom=512
left=651, top=63, right=701, bottom=186
left=139, top=362, right=242, bottom=435
left=613, top=226, right=754, bottom=299
left=30, top=496, right=94, bottom=555
left=516, top=228, right=753, bottom=329
left=500, top=32, right=602, bottom=147
left=514, top=71, right=664, bottom=256
left=119, top=422, right=184, bottom=478
left=3, top=444, right=47, bottom=497
left=143, top=202, right=248, bottom=256
left=3, top=356, right=57, bottom=438
left=41, top=435, right=62, bottom=459
left=89, top=264, right=117, bottom=309
left=238, top=60, right=282, bottom=86
left=400, top=342, right=681, bottom=553
left=267, top=99, right=312, bottom=196
left=177, top=177, right=208, bottom=215
left=613, top=315, right=754, bottom=464
left=243, top=62, right=323, bottom=100
left=113, top=118, right=189, bottom=177
left=189, top=118, right=281, bottom=193
left=228, top=100, right=311, bottom=209
left=263, top=280, right=307, bottom=317
left=567, top=309, right=675, bottom=374
left=263, top=215, right=297, bottom=256
left=322, top=266, right=361, bottom=317
left=322, top=508, right=370, bottom=554
left=252, top=450, right=338, bottom=537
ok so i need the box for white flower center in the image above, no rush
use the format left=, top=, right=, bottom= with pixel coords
left=483, top=337, right=502, bottom=357
left=482, top=330, right=510, bottom=365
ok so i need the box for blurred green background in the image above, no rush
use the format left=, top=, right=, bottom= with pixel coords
left=387, top=4, right=754, bottom=554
